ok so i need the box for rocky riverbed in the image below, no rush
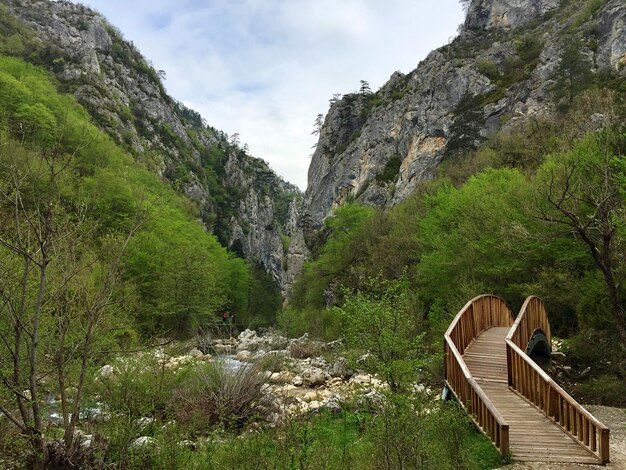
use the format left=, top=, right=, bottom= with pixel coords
left=91, top=329, right=432, bottom=436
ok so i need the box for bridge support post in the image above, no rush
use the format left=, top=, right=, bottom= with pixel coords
left=600, top=428, right=610, bottom=464
left=500, top=424, right=509, bottom=457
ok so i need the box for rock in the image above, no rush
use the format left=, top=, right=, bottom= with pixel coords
left=308, top=400, right=321, bottom=411
left=130, top=436, right=154, bottom=449
left=302, top=368, right=327, bottom=387
left=357, top=390, right=384, bottom=410
left=99, top=365, right=115, bottom=379
left=135, top=417, right=155, bottom=429
left=322, top=338, right=344, bottom=350
left=82, top=406, right=111, bottom=423
left=268, top=371, right=292, bottom=384
left=178, top=439, right=195, bottom=449
left=465, top=0, right=559, bottom=31
left=235, top=350, right=252, bottom=362
left=238, top=329, right=257, bottom=342
left=213, top=343, right=233, bottom=354
left=579, top=366, right=592, bottom=379
left=303, top=391, right=318, bottom=403
left=330, top=357, right=350, bottom=378
left=188, top=348, right=204, bottom=358
left=322, top=396, right=342, bottom=414
left=356, top=353, right=373, bottom=365
left=292, top=375, right=304, bottom=387
left=289, top=337, right=323, bottom=359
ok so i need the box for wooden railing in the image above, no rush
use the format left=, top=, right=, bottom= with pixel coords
left=444, top=295, right=514, bottom=454
left=508, top=295, right=551, bottom=350
left=506, top=296, right=610, bottom=464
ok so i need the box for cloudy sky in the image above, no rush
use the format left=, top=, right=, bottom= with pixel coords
left=75, top=0, right=466, bottom=189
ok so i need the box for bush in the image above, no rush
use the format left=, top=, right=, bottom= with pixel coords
left=476, top=59, right=500, bottom=81
left=94, top=353, right=184, bottom=419
left=367, top=393, right=502, bottom=470
left=335, top=277, right=423, bottom=392
left=171, top=361, right=267, bottom=431
left=576, top=375, right=626, bottom=406
left=277, top=307, right=342, bottom=340
left=288, top=338, right=323, bottom=359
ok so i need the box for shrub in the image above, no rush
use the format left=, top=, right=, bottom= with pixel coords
left=577, top=375, right=626, bottom=406
left=288, top=338, right=323, bottom=359
left=277, top=307, right=342, bottom=340
left=335, top=277, right=424, bottom=392
left=476, top=59, right=500, bottom=81
left=94, top=353, right=184, bottom=419
left=171, top=361, right=267, bottom=431
left=367, top=394, right=502, bottom=470
left=375, top=155, right=402, bottom=184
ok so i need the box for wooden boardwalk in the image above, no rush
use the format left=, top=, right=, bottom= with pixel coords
left=444, top=295, right=610, bottom=464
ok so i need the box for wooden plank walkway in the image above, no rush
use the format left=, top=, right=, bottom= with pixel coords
left=464, top=327, right=599, bottom=463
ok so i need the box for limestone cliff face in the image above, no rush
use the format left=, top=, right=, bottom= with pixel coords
left=465, top=0, right=560, bottom=31
left=302, top=0, right=626, bottom=229
left=3, top=0, right=300, bottom=290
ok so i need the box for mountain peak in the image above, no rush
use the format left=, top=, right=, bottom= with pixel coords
left=464, top=0, right=560, bottom=31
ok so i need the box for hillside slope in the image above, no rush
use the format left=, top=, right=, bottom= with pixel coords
left=1, top=0, right=300, bottom=292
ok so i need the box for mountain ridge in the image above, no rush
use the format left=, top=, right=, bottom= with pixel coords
left=1, top=0, right=300, bottom=293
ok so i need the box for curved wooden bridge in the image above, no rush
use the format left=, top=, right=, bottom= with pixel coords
left=444, top=295, right=610, bottom=464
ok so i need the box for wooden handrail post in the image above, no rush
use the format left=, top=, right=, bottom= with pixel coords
left=600, top=428, right=610, bottom=464
left=500, top=424, right=509, bottom=456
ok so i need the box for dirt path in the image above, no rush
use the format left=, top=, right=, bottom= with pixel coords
left=500, top=405, right=626, bottom=470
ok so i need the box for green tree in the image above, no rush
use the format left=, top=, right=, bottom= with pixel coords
left=335, top=277, right=423, bottom=392
left=534, top=130, right=626, bottom=343
left=553, top=38, right=594, bottom=108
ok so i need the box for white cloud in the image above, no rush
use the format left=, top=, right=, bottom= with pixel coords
left=75, top=0, right=465, bottom=189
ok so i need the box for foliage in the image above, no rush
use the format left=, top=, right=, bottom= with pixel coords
left=277, top=306, right=341, bottom=340
left=576, top=375, right=626, bottom=406
left=375, top=155, right=402, bottom=184
left=552, top=37, right=594, bottom=109
left=94, top=353, right=185, bottom=419
left=171, top=361, right=267, bottom=432
left=447, top=92, right=486, bottom=155
left=335, top=278, right=424, bottom=391
left=290, top=203, right=376, bottom=310
left=368, top=394, right=502, bottom=470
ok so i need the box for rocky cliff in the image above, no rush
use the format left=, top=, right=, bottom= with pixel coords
left=303, top=0, right=626, bottom=228
left=1, top=0, right=300, bottom=292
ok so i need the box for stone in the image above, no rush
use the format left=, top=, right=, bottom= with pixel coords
left=99, top=365, right=115, bottom=379
left=135, top=417, right=155, bottom=428
left=213, top=343, right=233, bottom=354
left=130, top=436, right=154, bottom=449
left=292, top=375, right=304, bottom=387
left=235, top=350, right=252, bottom=362
left=330, top=357, right=349, bottom=378
left=323, top=397, right=342, bottom=414
left=188, top=348, right=204, bottom=358
left=302, top=368, right=327, bottom=387
left=465, top=0, right=560, bottom=31
left=579, top=366, right=592, bottom=379
left=238, top=329, right=257, bottom=341
left=268, top=371, right=291, bottom=384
